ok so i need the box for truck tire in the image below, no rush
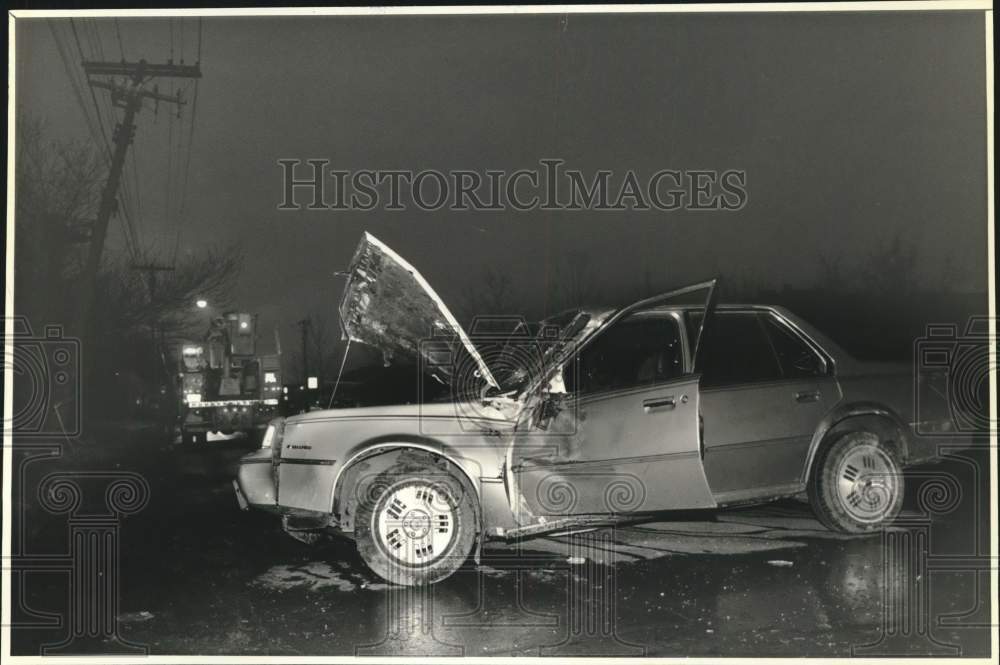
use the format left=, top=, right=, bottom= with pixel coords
left=808, top=431, right=904, bottom=533
left=355, top=456, right=478, bottom=586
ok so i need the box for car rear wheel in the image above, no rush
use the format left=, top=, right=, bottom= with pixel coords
left=355, top=456, right=478, bottom=586
left=808, top=431, right=904, bottom=533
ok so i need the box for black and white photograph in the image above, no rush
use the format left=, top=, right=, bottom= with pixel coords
left=3, top=3, right=996, bottom=661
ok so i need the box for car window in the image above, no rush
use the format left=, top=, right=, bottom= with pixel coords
left=694, top=311, right=783, bottom=388
left=565, top=313, right=684, bottom=394
left=760, top=313, right=826, bottom=379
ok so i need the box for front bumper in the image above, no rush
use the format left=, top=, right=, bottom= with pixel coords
left=185, top=403, right=277, bottom=432
left=234, top=448, right=277, bottom=509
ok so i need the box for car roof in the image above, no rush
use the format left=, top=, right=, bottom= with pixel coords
left=625, top=303, right=783, bottom=313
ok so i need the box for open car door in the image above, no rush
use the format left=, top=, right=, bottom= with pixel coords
left=512, top=281, right=719, bottom=518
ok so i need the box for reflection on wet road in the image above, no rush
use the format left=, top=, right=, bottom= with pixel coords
left=11, top=439, right=992, bottom=657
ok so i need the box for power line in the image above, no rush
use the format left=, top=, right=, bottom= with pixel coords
left=46, top=20, right=113, bottom=249
left=165, top=93, right=175, bottom=233
left=57, top=19, right=204, bottom=273
left=48, top=22, right=102, bottom=156
left=88, top=23, right=144, bottom=260
left=127, top=129, right=143, bottom=240
left=118, top=181, right=140, bottom=259
left=114, top=18, right=125, bottom=61
left=70, top=19, right=112, bottom=161
left=92, top=19, right=106, bottom=61
left=52, top=20, right=137, bottom=257
left=54, top=19, right=142, bottom=264
left=173, top=78, right=199, bottom=266
left=81, top=19, right=151, bottom=262
left=172, top=18, right=203, bottom=265
left=95, top=79, right=141, bottom=257
left=84, top=18, right=105, bottom=63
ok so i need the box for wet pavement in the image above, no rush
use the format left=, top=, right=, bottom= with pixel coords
left=10, top=431, right=993, bottom=657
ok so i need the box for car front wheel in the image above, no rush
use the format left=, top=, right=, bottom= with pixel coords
left=808, top=431, right=904, bottom=533
left=355, top=456, right=478, bottom=586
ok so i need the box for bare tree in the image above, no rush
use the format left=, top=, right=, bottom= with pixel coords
left=862, top=232, right=918, bottom=297
left=14, top=114, right=103, bottom=326
left=16, top=116, right=250, bottom=422
left=95, top=244, right=245, bottom=345
left=16, top=114, right=244, bottom=341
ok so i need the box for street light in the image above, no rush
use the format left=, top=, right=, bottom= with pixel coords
left=196, top=299, right=208, bottom=309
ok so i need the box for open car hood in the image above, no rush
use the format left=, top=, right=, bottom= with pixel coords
left=339, top=233, right=500, bottom=393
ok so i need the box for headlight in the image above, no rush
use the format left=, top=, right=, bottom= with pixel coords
left=261, top=424, right=276, bottom=449
left=261, top=417, right=286, bottom=450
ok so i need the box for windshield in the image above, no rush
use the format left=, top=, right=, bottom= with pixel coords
left=481, top=310, right=593, bottom=394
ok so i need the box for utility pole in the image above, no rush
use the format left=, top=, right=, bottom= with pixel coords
left=81, top=59, right=201, bottom=293
left=297, top=318, right=311, bottom=384
left=75, top=58, right=201, bottom=410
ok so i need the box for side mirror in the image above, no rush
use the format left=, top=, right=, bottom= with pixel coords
left=532, top=393, right=564, bottom=431
left=792, top=351, right=827, bottom=376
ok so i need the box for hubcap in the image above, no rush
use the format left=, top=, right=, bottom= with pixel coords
left=835, top=444, right=898, bottom=523
left=374, top=482, right=457, bottom=566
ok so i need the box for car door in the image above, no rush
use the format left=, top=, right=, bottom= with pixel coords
left=512, top=285, right=718, bottom=517
left=695, top=309, right=840, bottom=503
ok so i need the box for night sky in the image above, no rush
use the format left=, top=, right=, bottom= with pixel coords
left=15, top=11, right=989, bottom=353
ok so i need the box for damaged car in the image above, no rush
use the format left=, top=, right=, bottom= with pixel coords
left=234, top=232, right=971, bottom=585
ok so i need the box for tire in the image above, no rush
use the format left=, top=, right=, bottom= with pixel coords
left=355, top=455, right=478, bottom=586
left=808, top=431, right=904, bottom=533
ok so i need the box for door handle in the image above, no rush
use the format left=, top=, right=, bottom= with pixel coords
left=643, top=397, right=676, bottom=413
left=795, top=390, right=821, bottom=403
